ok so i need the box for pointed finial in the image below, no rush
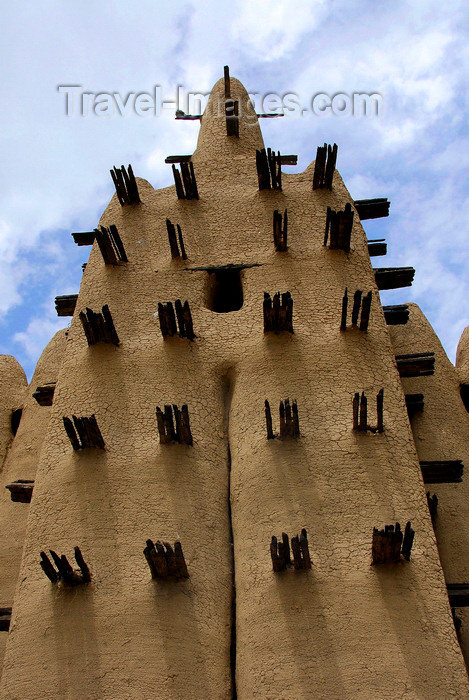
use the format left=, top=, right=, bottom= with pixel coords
left=224, top=65, right=231, bottom=99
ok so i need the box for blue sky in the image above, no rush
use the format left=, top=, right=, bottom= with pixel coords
left=1, top=0, right=468, bottom=380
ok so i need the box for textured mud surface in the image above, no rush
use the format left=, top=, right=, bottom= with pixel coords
left=1, top=78, right=468, bottom=699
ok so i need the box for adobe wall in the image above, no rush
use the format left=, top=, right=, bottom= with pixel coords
left=456, top=325, right=469, bottom=384
left=1, top=77, right=468, bottom=699
left=0, top=357, right=27, bottom=470
left=0, top=331, right=67, bottom=673
left=0, top=356, right=28, bottom=668
left=389, top=304, right=469, bottom=669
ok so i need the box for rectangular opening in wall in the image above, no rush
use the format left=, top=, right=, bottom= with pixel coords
left=206, top=268, right=244, bottom=313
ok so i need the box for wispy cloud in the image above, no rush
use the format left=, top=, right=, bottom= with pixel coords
left=232, top=0, right=329, bottom=60
left=13, top=315, right=69, bottom=370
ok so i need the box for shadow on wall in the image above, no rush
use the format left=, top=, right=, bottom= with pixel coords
left=52, top=585, right=104, bottom=699
left=10, top=408, right=22, bottom=436
left=273, top=572, right=347, bottom=698
left=375, top=563, right=455, bottom=697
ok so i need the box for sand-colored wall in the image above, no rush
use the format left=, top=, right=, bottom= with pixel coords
left=456, top=325, right=469, bottom=385
left=0, top=357, right=27, bottom=471
left=389, top=304, right=469, bottom=668
left=0, top=357, right=28, bottom=670
left=1, top=78, right=468, bottom=699
left=0, top=332, right=67, bottom=672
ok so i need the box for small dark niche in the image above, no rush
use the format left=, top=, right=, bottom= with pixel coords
left=11, top=408, right=23, bottom=436
left=206, top=268, right=244, bottom=313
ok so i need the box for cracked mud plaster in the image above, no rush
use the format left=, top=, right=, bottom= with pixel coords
left=0, top=332, right=66, bottom=676
left=390, top=304, right=469, bottom=672
left=1, top=77, right=469, bottom=699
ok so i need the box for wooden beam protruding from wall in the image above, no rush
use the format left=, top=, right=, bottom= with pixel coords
left=265, top=398, right=299, bottom=439
left=144, top=539, right=189, bottom=580
left=420, top=460, right=464, bottom=483
left=175, top=111, right=287, bottom=121
left=40, top=546, right=91, bottom=586
left=271, top=528, right=311, bottom=572
left=353, top=390, right=384, bottom=433
left=166, top=219, right=187, bottom=259
left=340, top=288, right=372, bottom=331
left=158, top=300, right=195, bottom=340
left=396, top=352, right=435, bottom=377
left=55, top=294, right=78, bottom=317
left=354, top=198, right=390, bottom=220
left=405, top=393, right=424, bottom=417
left=171, top=163, right=199, bottom=200
left=79, top=305, right=119, bottom=346
left=156, top=404, right=192, bottom=445
left=32, top=383, right=56, bottom=406
left=224, top=66, right=239, bottom=137
left=324, top=203, right=353, bottom=252
left=175, top=111, right=202, bottom=120
left=273, top=209, right=288, bottom=251
left=383, top=304, right=409, bottom=325
left=313, top=142, right=337, bottom=190
left=372, top=521, right=414, bottom=564
left=110, top=165, right=141, bottom=206
left=256, top=148, right=282, bottom=190
left=95, top=225, right=128, bottom=264
left=447, top=584, right=469, bottom=607
left=367, top=239, right=387, bottom=256
left=72, top=231, right=96, bottom=246
left=224, top=65, right=231, bottom=98
left=165, top=154, right=297, bottom=165
left=263, top=292, right=293, bottom=333
left=5, top=480, right=34, bottom=503
left=374, top=267, right=415, bottom=290
left=63, top=415, right=105, bottom=450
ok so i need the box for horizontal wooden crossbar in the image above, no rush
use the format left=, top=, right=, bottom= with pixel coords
left=174, top=112, right=287, bottom=120
left=165, top=154, right=297, bottom=165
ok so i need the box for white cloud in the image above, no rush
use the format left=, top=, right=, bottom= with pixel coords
left=232, top=0, right=328, bottom=60
left=1, top=0, right=469, bottom=373
left=13, top=315, right=69, bottom=367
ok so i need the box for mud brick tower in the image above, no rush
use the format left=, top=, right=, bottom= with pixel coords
left=1, top=69, right=469, bottom=699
